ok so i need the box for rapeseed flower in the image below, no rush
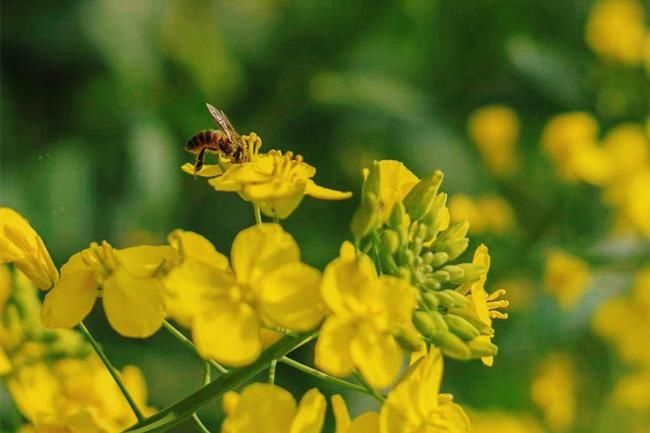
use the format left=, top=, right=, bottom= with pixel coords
left=531, top=353, right=576, bottom=432
left=379, top=349, right=470, bottom=433
left=221, top=383, right=326, bottom=433
left=331, top=395, right=380, bottom=433
left=315, top=242, right=416, bottom=389
left=468, top=105, right=520, bottom=176
left=41, top=241, right=176, bottom=338
left=543, top=250, right=591, bottom=309
left=0, top=208, right=58, bottom=290
left=464, top=244, right=508, bottom=367
left=586, top=0, right=647, bottom=65
left=449, top=194, right=515, bottom=234
left=365, top=160, right=420, bottom=222
left=191, top=223, right=325, bottom=366
left=163, top=229, right=229, bottom=327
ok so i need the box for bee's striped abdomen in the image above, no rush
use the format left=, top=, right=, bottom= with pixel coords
left=185, top=129, right=222, bottom=153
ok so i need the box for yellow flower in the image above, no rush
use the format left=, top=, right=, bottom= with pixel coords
left=543, top=250, right=591, bottom=309
left=531, top=353, right=576, bottom=432
left=192, top=223, right=325, bottom=366
left=42, top=241, right=176, bottom=338
left=0, top=208, right=58, bottom=290
left=379, top=349, right=470, bottom=433
left=611, top=369, right=650, bottom=412
left=184, top=148, right=351, bottom=219
left=331, top=395, right=379, bottom=433
left=586, top=0, right=647, bottom=65
left=315, top=242, right=416, bottom=389
left=449, top=195, right=515, bottom=234
left=365, top=160, right=420, bottom=222
left=163, top=229, right=229, bottom=327
left=465, top=244, right=508, bottom=367
left=541, top=112, right=610, bottom=185
left=467, top=105, right=520, bottom=177
left=221, top=383, right=326, bottom=433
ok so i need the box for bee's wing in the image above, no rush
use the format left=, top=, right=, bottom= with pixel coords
left=206, top=103, right=239, bottom=141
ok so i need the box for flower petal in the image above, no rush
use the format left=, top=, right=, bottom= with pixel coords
left=290, top=388, right=327, bottom=433
left=115, top=245, right=178, bottom=278
left=331, top=395, right=351, bottom=433
left=348, top=413, right=380, bottom=433
left=102, top=269, right=166, bottom=338
left=168, top=229, right=229, bottom=269
left=258, top=262, right=324, bottom=331
left=41, top=253, right=98, bottom=329
left=181, top=162, right=223, bottom=177
left=304, top=180, right=352, bottom=200
left=320, top=249, right=376, bottom=316
left=226, top=383, right=296, bottom=433
left=192, top=300, right=261, bottom=366
left=350, top=326, right=403, bottom=389
left=231, top=224, right=299, bottom=286
left=314, top=317, right=355, bottom=378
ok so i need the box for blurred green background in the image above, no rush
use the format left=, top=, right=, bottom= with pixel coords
left=1, top=0, right=649, bottom=432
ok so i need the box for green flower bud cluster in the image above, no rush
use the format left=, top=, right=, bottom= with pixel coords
left=350, top=167, right=498, bottom=361
left=2, top=269, right=91, bottom=369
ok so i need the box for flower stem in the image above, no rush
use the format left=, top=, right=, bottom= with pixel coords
left=279, top=357, right=373, bottom=397
left=203, top=361, right=212, bottom=385
left=78, top=321, right=145, bottom=422
left=268, top=359, right=277, bottom=384
left=192, top=414, right=211, bottom=433
left=162, top=320, right=228, bottom=374
left=253, top=205, right=262, bottom=225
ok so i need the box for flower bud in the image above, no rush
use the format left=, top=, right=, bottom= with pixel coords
left=432, top=270, right=450, bottom=283
left=457, top=263, right=488, bottom=283
left=403, top=171, right=444, bottom=220
left=393, top=325, right=424, bottom=352
left=350, top=193, right=381, bottom=239
left=467, top=338, right=498, bottom=357
left=435, top=290, right=469, bottom=308
left=388, top=202, right=407, bottom=229
left=413, top=310, right=448, bottom=337
left=432, top=222, right=469, bottom=261
left=422, top=292, right=439, bottom=309
left=448, top=307, right=493, bottom=335
left=442, top=265, right=465, bottom=284
left=430, top=252, right=449, bottom=267
left=430, top=331, right=471, bottom=360
left=381, top=230, right=400, bottom=255
left=445, top=314, right=481, bottom=341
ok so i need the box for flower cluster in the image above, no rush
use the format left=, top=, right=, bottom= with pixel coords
left=1, top=117, right=507, bottom=432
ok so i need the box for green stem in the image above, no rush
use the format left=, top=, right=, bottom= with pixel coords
left=203, top=361, right=211, bottom=385
left=279, top=357, right=371, bottom=396
left=78, top=322, right=144, bottom=421
left=268, top=359, right=277, bottom=384
left=253, top=205, right=262, bottom=225
left=192, top=414, right=211, bottom=433
left=125, top=332, right=317, bottom=432
left=163, top=320, right=228, bottom=374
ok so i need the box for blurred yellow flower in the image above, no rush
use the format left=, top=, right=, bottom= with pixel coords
left=449, top=194, right=515, bottom=234
left=469, top=411, right=546, bottom=433
left=543, top=250, right=591, bottom=309
left=331, top=394, right=379, bottom=433
left=531, top=353, right=576, bottom=432
left=198, top=150, right=351, bottom=219
left=42, top=242, right=176, bottom=338
left=379, top=348, right=470, bottom=433
left=0, top=208, right=59, bottom=290
left=611, top=369, right=650, bottom=412
left=541, top=112, right=610, bottom=185
left=586, top=0, right=648, bottom=65
left=192, top=223, right=324, bottom=366
left=593, top=268, right=650, bottom=365
left=466, top=244, right=508, bottom=367
left=163, top=229, right=229, bottom=327
left=315, top=242, right=416, bottom=388
left=221, top=383, right=326, bottom=433
left=468, top=105, right=520, bottom=176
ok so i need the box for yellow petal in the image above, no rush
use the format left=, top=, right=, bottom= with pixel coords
left=304, top=180, right=352, bottom=200
left=367, top=275, right=415, bottom=329
left=320, top=250, right=376, bottom=316
left=192, top=300, right=261, bottom=366
left=331, top=395, right=351, bottom=433
left=231, top=224, right=299, bottom=286
left=439, top=401, right=471, bottom=433
left=226, top=383, right=296, bottom=433
left=41, top=252, right=98, bottom=329
left=314, top=317, right=355, bottom=378
left=115, top=245, right=177, bottom=278
left=374, top=161, right=419, bottom=221
left=348, top=412, right=380, bottom=433
left=168, top=229, right=229, bottom=269
left=102, top=269, right=166, bottom=338
left=258, top=262, right=324, bottom=331
left=350, top=327, right=403, bottom=389
left=181, top=162, right=223, bottom=177
left=0, top=347, right=11, bottom=375
left=290, top=388, right=327, bottom=433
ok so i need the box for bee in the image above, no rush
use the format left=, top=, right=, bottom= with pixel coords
left=185, top=104, right=247, bottom=173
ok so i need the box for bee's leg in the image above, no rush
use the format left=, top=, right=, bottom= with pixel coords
left=194, top=148, right=207, bottom=178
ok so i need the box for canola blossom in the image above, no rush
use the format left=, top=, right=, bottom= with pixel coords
left=0, top=120, right=510, bottom=432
